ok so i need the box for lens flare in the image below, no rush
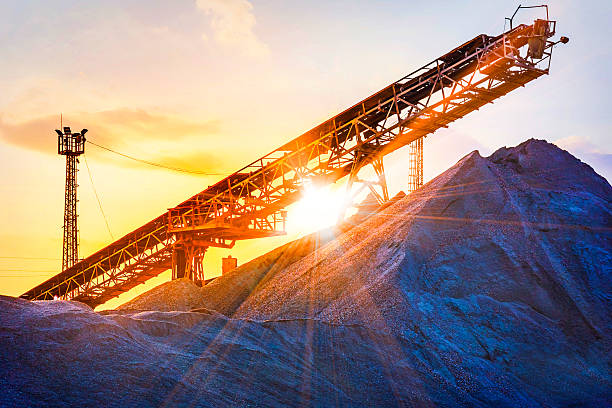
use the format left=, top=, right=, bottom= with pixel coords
left=286, top=183, right=349, bottom=233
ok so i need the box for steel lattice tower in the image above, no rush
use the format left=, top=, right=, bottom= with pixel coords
left=56, top=127, right=87, bottom=271
left=408, top=137, right=423, bottom=193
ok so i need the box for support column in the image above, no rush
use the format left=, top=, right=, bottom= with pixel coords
left=172, top=237, right=207, bottom=285
left=341, top=156, right=390, bottom=223
left=371, top=157, right=389, bottom=202
left=408, top=137, right=423, bottom=193
left=345, top=157, right=390, bottom=203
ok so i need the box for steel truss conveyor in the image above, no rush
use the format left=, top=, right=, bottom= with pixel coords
left=22, top=15, right=567, bottom=307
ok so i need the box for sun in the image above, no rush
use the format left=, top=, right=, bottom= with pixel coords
left=286, top=182, right=350, bottom=234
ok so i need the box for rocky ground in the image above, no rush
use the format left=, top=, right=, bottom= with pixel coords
left=1, top=139, right=610, bottom=407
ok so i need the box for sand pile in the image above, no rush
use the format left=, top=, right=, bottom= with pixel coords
left=116, top=278, right=204, bottom=312
left=116, top=231, right=341, bottom=313
left=232, top=139, right=612, bottom=337
left=118, top=190, right=405, bottom=314
left=2, top=139, right=610, bottom=407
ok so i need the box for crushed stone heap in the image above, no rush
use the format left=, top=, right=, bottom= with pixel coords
left=1, top=139, right=610, bottom=407
left=234, top=138, right=612, bottom=338
left=118, top=190, right=406, bottom=315
left=116, top=278, right=205, bottom=312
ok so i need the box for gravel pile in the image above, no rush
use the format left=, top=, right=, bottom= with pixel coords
left=117, top=278, right=205, bottom=312
left=116, top=191, right=405, bottom=314
left=2, top=139, right=610, bottom=407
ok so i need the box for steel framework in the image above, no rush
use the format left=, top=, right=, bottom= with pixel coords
left=56, top=127, right=87, bottom=271
left=408, top=138, right=424, bottom=193
left=22, top=17, right=566, bottom=307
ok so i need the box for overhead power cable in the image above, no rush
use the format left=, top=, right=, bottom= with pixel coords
left=86, top=140, right=229, bottom=176
left=84, top=155, right=114, bottom=241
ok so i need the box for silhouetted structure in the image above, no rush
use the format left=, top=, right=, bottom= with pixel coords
left=23, top=12, right=568, bottom=307
left=56, top=126, right=87, bottom=271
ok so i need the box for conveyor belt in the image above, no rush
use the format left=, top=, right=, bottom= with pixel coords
left=22, top=19, right=563, bottom=307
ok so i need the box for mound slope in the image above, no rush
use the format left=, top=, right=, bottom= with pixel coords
left=235, top=139, right=611, bottom=335
left=1, top=139, right=610, bottom=407
left=118, top=191, right=405, bottom=315
left=116, top=278, right=205, bottom=312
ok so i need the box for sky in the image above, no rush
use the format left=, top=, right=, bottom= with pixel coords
left=1, top=0, right=610, bottom=309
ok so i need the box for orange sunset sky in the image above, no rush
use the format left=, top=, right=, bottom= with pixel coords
left=1, top=0, right=610, bottom=309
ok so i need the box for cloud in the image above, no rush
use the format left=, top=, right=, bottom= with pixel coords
left=196, top=0, right=269, bottom=57
left=0, top=109, right=228, bottom=174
